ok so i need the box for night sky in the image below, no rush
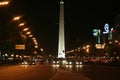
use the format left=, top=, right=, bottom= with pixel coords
left=0, top=0, right=120, bottom=55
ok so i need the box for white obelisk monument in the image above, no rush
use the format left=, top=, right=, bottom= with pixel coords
left=58, top=0, right=65, bottom=58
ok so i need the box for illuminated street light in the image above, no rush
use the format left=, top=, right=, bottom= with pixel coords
left=33, top=39, right=38, bottom=45
left=115, top=40, right=118, bottom=43
left=32, top=37, right=36, bottom=40
left=23, top=28, right=29, bottom=31
left=13, top=16, right=21, bottom=21
left=41, top=48, right=44, bottom=52
left=83, top=46, right=86, bottom=49
left=109, top=41, right=112, bottom=44
left=32, top=37, right=38, bottom=45
left=0, top=1, right=10, bottom=6
left=86, top=45, right=90, bottom=48
left=86, top=48, right=90, bottom=53
left=34, top=42, right=38, bottom=45
left=18, top=23, right=25, bottom=27
left=26, top=31, right=31, bottom=35
left=29, top=34, right=33, bottom=38
left=35, top=45, right=38, bottom=48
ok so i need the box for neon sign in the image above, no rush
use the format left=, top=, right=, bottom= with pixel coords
left=103, top=23, right=109, bottom=34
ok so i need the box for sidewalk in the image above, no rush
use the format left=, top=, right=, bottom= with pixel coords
left=49, top=68, right=91, bottom=80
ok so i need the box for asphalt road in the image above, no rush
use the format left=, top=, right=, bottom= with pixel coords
left=80, top=65, right=120, bottom=80
left=0, top=63, right=56, bottom=80
left=59, top=64, right=120, bottom=80
left=0, top=63, right=120, bottom=80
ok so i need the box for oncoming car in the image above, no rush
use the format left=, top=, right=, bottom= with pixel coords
left=21, top=61, right=28, bottom=65
left=52, top=60, right=60, bottom=64
left=52, top=58, right=62, bottom=65
left=65, top=59, right=73, bottom=65
left=75, top=61, right=83, bottom=65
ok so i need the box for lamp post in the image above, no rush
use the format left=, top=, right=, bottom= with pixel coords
left=10, top=16, right=27, bottom=58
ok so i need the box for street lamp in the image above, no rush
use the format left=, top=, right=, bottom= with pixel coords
left=18, top=22, right=25, bottom=27
left=41, top=48, right=44, bottom=52
left=23, top=28, right=29, bottom=32
left=29, top=34, right=33, bottom=38
left=35, top=45, right=38, bottom=48
left=13, top=16, right=21, bottom=21
left=0, top=1, right=10, bottom=6
left=26, top=31, right=31, bottom=35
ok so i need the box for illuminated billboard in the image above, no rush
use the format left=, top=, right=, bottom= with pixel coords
left=93, top=29, right=101, bottom=43
left=103, top=23, right=109, bottom=34
left=93, top=29, right=99, bottom=36
left=15, top=44, right=25, bottom=50
left=95, top=43, right=105, bottom=49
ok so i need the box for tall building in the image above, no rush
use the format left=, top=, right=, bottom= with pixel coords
left=58, top=0, right=65, bottom=58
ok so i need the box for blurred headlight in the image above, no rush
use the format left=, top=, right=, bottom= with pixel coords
left=25, top=62, right=28, bottom=64
left=76, top=62, right=79, bottom=64
left=80, top=62, right=82, bottom=65
left=53, top=61, right=55, bottom=63
left=57, top=61, right=59, bottom=63
left=69, top=62, right=72, bottom=64
left=66, top=62, right=68, bottom=64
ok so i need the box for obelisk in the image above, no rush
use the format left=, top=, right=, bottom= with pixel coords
left=58, top=0, right=65, bottom=58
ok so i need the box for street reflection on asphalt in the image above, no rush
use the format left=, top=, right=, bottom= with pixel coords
left=52, top=64, right=83, bottom=73
left=63, top=65, right=83, bottom=72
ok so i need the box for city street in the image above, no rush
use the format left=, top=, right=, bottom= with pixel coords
left=0, top=63, right=120, bottom=80
left=50, top=64, right=120, bottom=80
left=0, top=63, right=56, bottom=80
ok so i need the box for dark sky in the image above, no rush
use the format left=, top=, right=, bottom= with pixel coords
left=0, top=0, right=120, bottom=54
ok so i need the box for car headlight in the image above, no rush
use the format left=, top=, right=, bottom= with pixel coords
left=25, top=62, right=28, bottom=64
left=53, top=61, right=55, bottom=63
left=69, top=62, right=72, bottom=64
left=76, top=62, right=79, bottom=64
left=80, top=62, right=82, bottom=65
left=66, top=61, right=68, bottom=64
left=57, top=61, right=59, bottom=63
left=32, top=62, right=35, bottom=64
